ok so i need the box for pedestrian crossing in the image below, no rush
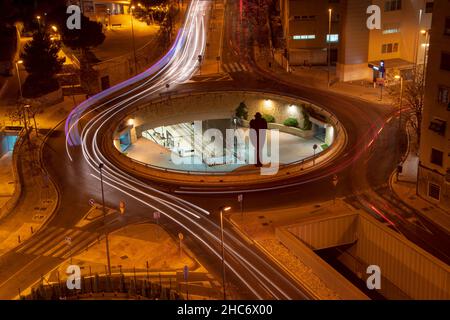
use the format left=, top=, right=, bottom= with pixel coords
left=188, top=73, right=233, bottom=83
left=222, top=62, right=252, bottom=73
left=15, top=226, right=99, bottom=259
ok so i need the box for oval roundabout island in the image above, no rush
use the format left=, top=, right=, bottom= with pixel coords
left=101, top=91, right=347, bottom=188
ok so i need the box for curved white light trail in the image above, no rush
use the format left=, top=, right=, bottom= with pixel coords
left=64, top=0, right=309, bottom=300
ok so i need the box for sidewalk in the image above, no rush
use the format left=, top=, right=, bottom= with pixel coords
left=390, top=123, right=450, bottom=234
left=254, top=46, right=394, bottom=106
left=0, top=94, right=85, bottom=256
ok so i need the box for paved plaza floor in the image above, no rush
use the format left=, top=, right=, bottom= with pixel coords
left=125, top=129, right=325, bottom=172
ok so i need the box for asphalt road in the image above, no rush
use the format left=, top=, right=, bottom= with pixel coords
left=0, top=0, right=448, bottom=300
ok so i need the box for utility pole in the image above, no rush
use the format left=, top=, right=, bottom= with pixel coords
left=99, top=163, right=112, bottom=276
left=327, top=8, right=332, bottom=88
left=130, top=6, right=138, bottom=75
left=219, top=206, right=231, bottom=300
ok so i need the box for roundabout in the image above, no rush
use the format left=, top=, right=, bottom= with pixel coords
left=104, top=91, right=347, bottom=187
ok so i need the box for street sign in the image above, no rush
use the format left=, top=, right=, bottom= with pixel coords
left=119, top=201, right=125, bottom=214
left=332, top=174, right=339, bottom=187
left=178, top=232, right=184, bottom=240
left=183, top=265, right=189, bottom=281
left=153, top=211, right=161, bottom=220
left=89, top=199, right=95, bottom=206
left=237, top=194, right=243, bottom=203
left=313, top=144, right=318, bottom=150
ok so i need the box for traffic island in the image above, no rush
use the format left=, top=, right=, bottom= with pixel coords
left=102, top=91, right=347, bottom=188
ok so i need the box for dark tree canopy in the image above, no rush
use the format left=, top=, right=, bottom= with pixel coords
left=20, top=31, right=64, bottom=78
left=61, top=14, right=105, bottom=52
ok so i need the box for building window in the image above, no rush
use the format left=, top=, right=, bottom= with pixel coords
left=430, top=148, right=444, bottom=166
left=441, top=52, right=450, bottom=70
left=425, top=2, right=434, bottom=13
left=383, top=23, right=400, bottom=34
left=438, top=86, right=449, bottom=104
left=385, top=0, right=402, bottom=12
left=429, top=119, right=447, bottom=136
left=293, top=35, right=316, bottom=40
left=445, top=17, right=450, bottom=35
left=382, top=43, right=399, bottom=53
left=383, top=28, right=400, bottom=34
left=326, top=34, right=339, bottom=43
left=293, top=15, right=316, bottom=21
left=428, top=183, right=441, bottom=201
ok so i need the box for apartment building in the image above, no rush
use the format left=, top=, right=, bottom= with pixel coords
left=280, top=0, right=433, bottom=81
left=280, top=0, right=342, bottom=65
left=418, top=0, right=450, bottom=210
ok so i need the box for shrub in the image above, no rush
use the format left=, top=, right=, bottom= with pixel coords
left=283, top=117, right=299, bottom=127
left=262, top=114, right=275, bottom=123
left=301, top=106, right=312, bottom=130
left=235, top=101, right=248, bottom=120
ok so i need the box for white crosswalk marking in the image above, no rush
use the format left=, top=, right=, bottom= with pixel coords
left=49, top=230, right=93, bottom=258
left=222, top=62, right=252, bottom=73
left=41, top=229, right=83, bottom=257
left=16, top=227, right=64, bottom=253
left=60, top=233, right=99, bottom=259
left=16, top=227, right=98, bottom=258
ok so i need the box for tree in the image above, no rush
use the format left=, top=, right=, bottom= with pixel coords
left=301, top=105, right=312, bottom=130
left=158, top=4, right=179, bottom=47
left=21, top=31, right=64, bottom=78
left=61, top=14, right=105, bottom=58
left=20, top=31, right=64, bottom=97
left=235, top=101, right=248, bottom=120
left=387, top=67, right=425, bottom=146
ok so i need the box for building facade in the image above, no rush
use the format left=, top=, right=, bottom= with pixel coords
left=280, top=0, right=434, bottom=81
left=418, top=0, right=450, bottom=210
left=340, top=0, right=433, bottom=81
left=280, top=0, right=342, bottom=65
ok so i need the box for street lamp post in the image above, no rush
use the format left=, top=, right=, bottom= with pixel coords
left=36, top=15, right=41, bottom=32
left=130, top=6, right=138, bottom=75
left=15, top=60, right=23, bottom=99
left=420, top=29, right=430, bottom=84
left=219, top=206, right=231, bottom=300
left=395, top=75, right=404, bottom=151
left=99, top=163, right=112, bottom=276
left=24, top=104, right=38, bottom=137
left=327, top=8, right=332, bottom=88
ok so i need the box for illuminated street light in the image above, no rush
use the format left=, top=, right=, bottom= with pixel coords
left=15, top=60, right=23, bottom=99
left=36, top=15, right=41, bottom=32
left=394, top=75, right=404, bottom=150
left=219, top=205, right=231, bottom=300
left=51, top=25, right=57, bottom=32
left=99, top=163, right=112, bottom=276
